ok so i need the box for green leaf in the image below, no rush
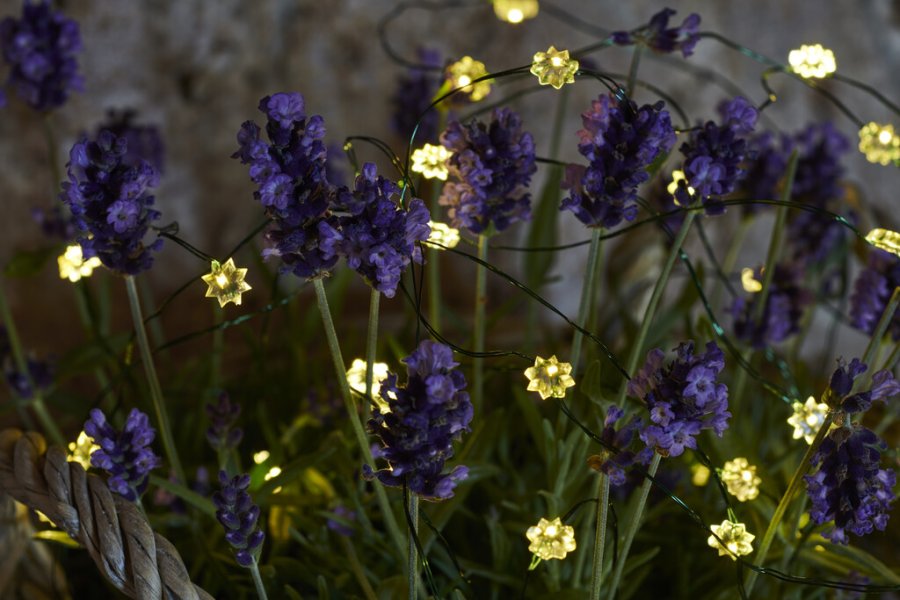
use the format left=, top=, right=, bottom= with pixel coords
left=5, top=246, right=58, bottom=278
left=524, top=165, right=563, bottom=290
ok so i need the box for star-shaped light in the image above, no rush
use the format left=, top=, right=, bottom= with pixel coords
left=426, top=221, right=461, bottom=250
left=787, top=44, right=836, bottom=79
left=411, top=143, right=451, bottom=180
left=447, top=56, right=492, bottom=101
left=667, top=169, right=696, bottom=206
left=493, top=0, right=539, bottom=24
left=530, top=46, right=579, bottom=90
left=720, top=458, right=761, bottom=502
left=526, top=516, right=576, bottom=561
left=346, top=358, right=391, bottom=413
left=858, top=122, right=900, bottom=166
left=787, top=396, right=829, bottom=444
left=202, top=258, right=251, bottom=307
left=58, top=244, right=102, bottom=282
left=708, top=520, right=755, bottom=560
left=866, top=228, right=900, bottom=257
left=524, top=355, right=575, bottom=399
left=67, top=430, right=99, bottom=470
left=741, top=267, right=763, bottom=293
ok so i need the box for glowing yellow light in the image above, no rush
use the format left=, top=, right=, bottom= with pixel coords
left=530, top=46, right=579, bottom=90
left=67, top=430, right=99, bottom=471
left=865, top=228, right=900, bottom=257
left=264, top=466, right=282, bottom=494
left=447, top=56, right=492, bottom=102
left=741, top=268, right=763, bottom=293
left=787, top=44, right=836, bottom=79
left=524, top=355, right=575, bottom=400
left=346, top=358, right=391, bottom=413
left=667, top=170, right=695, bottom=206
left=411, top=144, right=451, bottom=180
left=787, top=396, right=829, bottom=445
left=201, top=257, right=252, bottom=307
left=57, top=244, right=102, bottom=282
left=426, top=221, right=461, bottom=250
left=691, top=463, right=711, bottom=486
left=253, top=450, right=270, bottom=464
left=858, top=122, right=900, bottom=166
left=493, top=0, right=538, bottom=24
left=526, top=516, right=576, bottom=561
left=720, top=458, right=761, bottom=502
left=708, top=520, right=755, bottom=560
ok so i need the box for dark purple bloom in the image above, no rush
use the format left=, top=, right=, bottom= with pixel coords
left=319, top=163, right=431, bottom=297
left=588, top=406, right=653, bottom=486
left=850, top=248, right=900, bottom=341
left=0, top=326, right=55, bottom=400
left=827, top=357, right=900, bottom=414
left=612, top=8, right=701, bottom=58
left=205, top=392, right=244, bottom=451
left=60, top=131, right=163, bottom=275
left=561, top=94, right=675, bottom=228
left=326, top=505, right=356, bottom=537
left=0, top=0, right=82, bottom=111
left=440, top=107, right=536, bottom=234
left=731, top=263, right=812, bottom=349
left=84, top=408, right=161, bottom=502
left=234, top=92, right=338, bottom=280
left=213, top=470, right=265, bottom=567
left=364, top=340, right=473, bottom=501
left=677, top=97, right=757, bottom=215
left=738, top=132, right=789, bottom=215
left=31, top=205, right=76, bottom=240
left=805, top=425, right=896, bottom=544
left=94, top=109, right=165, bottom=174
left=628, top=341, right=730, bottom=457
left=391, top=47, right=443, bottom=143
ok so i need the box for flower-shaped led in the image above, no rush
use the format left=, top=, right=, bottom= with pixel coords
left=741, top=267, right=763, bottom=293
left=708, top=520, right=754, bottom=560
left=865, top=228, right=900, bottom=257
left=787, top=44, right=836, bottom=79
left=58, top=244, right=102, bottom=282
left=530, top=46, right=579, bottom=90
left=526, top=516, right=576, bottom=561
left=858, top=123, right=900, bottom=166
left=346, top=358, right=391, bottom=412
left=411, top=144, right=451, bottom=180
left=524, top=355, right=575, bottom=399
left=493, top=0, right=539, bottom=24
left=426, top=221, right=461, bottom=249
left=447, top=56, right=492, bottom=101
left=720, top=457, right=761, bottom=502
left=67, top=430, right=99, bottom=470
left=787, top=396, right=829, bottom=444
left=667, top=169, right=695, bottom=206
left=202, top=258, right=251, bottom=307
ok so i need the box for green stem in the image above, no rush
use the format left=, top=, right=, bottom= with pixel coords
left=365, top=289, right=380, bottom=417
left=862, top=287, right=900, bottom=368
left=428, top=246, right=441, bottom=334
left=148, top=473, right=216, bottom=517
left=571, top=229, right=604, bottom=375
left=340, top=536, right=378, bottom=600
left=408, top=493, right=420, bottom=600
left=312, top=279, right=406, bottom=556
left=710, top=217, right=751, bottom=311
left=249, top=560, right=269, bottom=600
left=589, top=474, right=611, bottom=600
left=0, top=278, right=64, bottom=445
left=473, top=234, right=488, bottom=413
left=625, top=46, right=643, bottom=99
left=608, top=453, right=661, bottom=598
left=124, top=275, right=185, bottom=483
left=880, top=339, right=900, bottom=372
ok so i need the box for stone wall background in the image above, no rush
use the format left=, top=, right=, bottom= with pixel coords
left=1, top=0, right=899, bottom=354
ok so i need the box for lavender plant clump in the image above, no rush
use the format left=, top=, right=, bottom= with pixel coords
left=84, top=408, right=162, bottom=502
left=213, top=471, right=265, bottom=567
left=95, top=109, right=166, bottom=174
left=364, top=340, right=473, bottom=500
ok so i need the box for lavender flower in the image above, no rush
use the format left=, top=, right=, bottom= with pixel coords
left=95, top=109, right=165, bottom=174
left=233, top=92, right=338, bottom=279
left=0, top=0, right=82, bottom=111
left=805, top=425, right=896, bottom=544
left=213, top=471, right=265, bottom=567
left=60, top=131, right=163, bottom=275
left=31, top=205, right=76, bottom=241
left=0, top=326, right=54, bottom=399
left=440, top=107, right=536, bottom=234
left=205, top=392, right=244, bottom=451
left=561, top=95, right=675, bottom=228
left=612, top=8, right=701, bottom=58
left=731, top=263, right=812, bottom=349
left=827, top=357, right=900, bottom=414
left=83, top=408, right=161, bottom=501
left=587, top=406, right=653, bottom=486
left=628, top=341, right=731, bottom=457
left=849, top=248, right=900, bottom=341
left=391, top=47, right=443, bottom=143
left=326, top=505, right=356, bottom=537
left=319, top=163, right=431, bottom=298
left=364, top=340, right=473, bottom=500
left=738, top=131, right=789, bottom=214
